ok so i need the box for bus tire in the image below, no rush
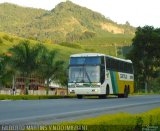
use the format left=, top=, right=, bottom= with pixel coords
left=106, top=85, right=109, bottom=96
left=118, top=88, right=128, bottom=98
left=124, top=87, right=128, bottom=98
left=118, top=94, right=123, bottom=98
left=128, top=85, right=130, bottom=94
left=77, top=95, right=83, bottom=99
left=98, top=95, right=106, bottom=99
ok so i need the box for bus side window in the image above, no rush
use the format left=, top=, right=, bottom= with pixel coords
left=100, top=65, right=105, bottom=84
left=127, top=63, right=130, bottom=73
left=122, top=62, right=124, bottom=72
left=106, top=58, right=110, bottom=69
left=101, top=56, right=104, bottom=65
left=112, top=59, right=116, bottom=71
left=115, top=60, right=118, bottom=71
left=111, top=59, right=115, bottom=71
left=124, top=62, right=126, bottom=73
left=120, top=61, right=124, bottom=72
left=118, top=61, right=120, bottom=72
left=129, top=63, right=133, bottom=73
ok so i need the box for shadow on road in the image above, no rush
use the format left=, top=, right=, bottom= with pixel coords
left=82, top=96, right=118, bottom=99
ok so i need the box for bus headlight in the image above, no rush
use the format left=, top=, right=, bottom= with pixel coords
left=91, top=83, right=101, bottom=87
left=68, top=84, right=75, bottom=88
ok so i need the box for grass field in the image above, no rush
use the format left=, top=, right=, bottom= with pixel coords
left=53, top=107, right=160, bottom=131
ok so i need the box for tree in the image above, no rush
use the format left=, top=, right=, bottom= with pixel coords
left=0, top=55, right=15, bottom=89
left=3, top=40, right=67, bottom=95
left=127, top=26, right=160, bottom=92
left=8, top=40, right=44, bottom=94
left=38, top=49, right=66, bottom=95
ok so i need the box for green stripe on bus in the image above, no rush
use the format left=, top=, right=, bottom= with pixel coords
left=110, top=71, right=118, bottom=94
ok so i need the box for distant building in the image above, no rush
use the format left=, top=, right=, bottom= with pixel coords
left=15, top=75, right=45, bottom=90
left=15, top=75, right=67, bottom=95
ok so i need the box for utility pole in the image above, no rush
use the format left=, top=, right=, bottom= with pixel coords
left=114, top=43, right=117, bottom=57
left=0, top=57, right=4, bottom=88
left=121, top=46, right=124, bottom=58
left=12, top=75, right=16, bottom=95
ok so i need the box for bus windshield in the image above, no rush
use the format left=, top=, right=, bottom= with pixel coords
left=69, top=66, right=100, bottom=83
left=70, top=57, right=101, bottom=65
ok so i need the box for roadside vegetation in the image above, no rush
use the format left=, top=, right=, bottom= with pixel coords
left=54, top=107, right=160, bottom=131
left=127, top=26, right=160, bottom=93
left=0, top=26, right=159, bottom=94
left=0, top=94, right=76, bottom=100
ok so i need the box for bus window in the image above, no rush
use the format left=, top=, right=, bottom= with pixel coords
left=106, top=57, right=110, bottom=69
left=100, top=65, right=105, bottom=84
left=128, top=63, right=133, bottom=73
left=101, top=56, right=105, bottom=65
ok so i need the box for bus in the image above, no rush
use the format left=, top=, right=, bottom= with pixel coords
left=68, top=53, right=134, bottom=99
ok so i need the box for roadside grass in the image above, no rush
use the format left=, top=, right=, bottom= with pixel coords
left=0, top=95, right=76, bottom=100
left=131, top=92, right=160, bottom=96
left=0, top=93, right=159, bottom=100
left=53, top=107, right=160, bottom=131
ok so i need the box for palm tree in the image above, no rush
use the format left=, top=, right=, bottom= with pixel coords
left=8, top=40, right=66, bottom=95
left=9, top=40, right=43, bottom=94
left=38, top=49, right=66, bottom=95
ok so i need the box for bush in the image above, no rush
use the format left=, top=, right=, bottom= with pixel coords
left=59, top=42, right=82, bottom=49
left=3, top=35, right=14, bottom=42
left=3, top=35, right=10, bottom=41
left=0, top=95, right=76, bottom=100
left=56, top=107, right=160, bottom=131
left=0, top=38, right=3, bottom=44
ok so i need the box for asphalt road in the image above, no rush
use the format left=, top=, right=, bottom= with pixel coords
left=0, top=95, right=160, bottom=125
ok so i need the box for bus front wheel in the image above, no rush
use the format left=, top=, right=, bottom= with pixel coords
left=98, top=95, right=106, bottom=99
left=77, top=95, right=83, bottom=99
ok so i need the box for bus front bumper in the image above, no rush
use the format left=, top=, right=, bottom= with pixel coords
left=68, top=87, right=102, bottom=95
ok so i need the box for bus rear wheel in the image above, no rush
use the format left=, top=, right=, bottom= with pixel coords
left=77, top=95, right=83, bottom=99
left=118, top=88, right=128, bottom=98
left=124, top=88, right=128, bottom=98
left=118, top=94, right=123, bottom=98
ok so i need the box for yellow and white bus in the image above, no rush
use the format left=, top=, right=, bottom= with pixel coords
left=68, top=53, right=134, bottom=99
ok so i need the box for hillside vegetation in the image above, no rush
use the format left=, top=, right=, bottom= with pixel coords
left=0, top=1, right=135, bottom=57
left=0, top=2, right=135, bottom=40
left=0, top=32, right=84, bottom=64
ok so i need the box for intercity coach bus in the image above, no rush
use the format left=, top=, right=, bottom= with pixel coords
left=68, top=53, right=134, bottom=99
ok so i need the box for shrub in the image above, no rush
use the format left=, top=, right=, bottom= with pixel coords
left=0, top=38, right=3, bottom=44
left=0, top=95, right=76, bottom=100
left=59, top=42, right=82, bottom=49
left=56, top=107, right=160, bottom=131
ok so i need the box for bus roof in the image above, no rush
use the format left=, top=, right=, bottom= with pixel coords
left=105, top=55, right=132, bottom=63
left=70, top=53, right=132, bottom=63
left=71, top=53, right=105, bottom=57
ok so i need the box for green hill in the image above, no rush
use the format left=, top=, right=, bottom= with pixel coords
left=0, top=1, right=135, bottom=57
left=0, top=2, right=135, bottom=41
left=0, top=3, right=46, bottom=36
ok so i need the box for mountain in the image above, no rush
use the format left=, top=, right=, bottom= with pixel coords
left=0, top=32, right=84, bottom=63
left=0, top=1, right=135, bottom=44
left=0, top=3, right=46, bottom=36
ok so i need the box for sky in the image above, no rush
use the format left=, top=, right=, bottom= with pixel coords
left=0, top=0, right=159, bottom=28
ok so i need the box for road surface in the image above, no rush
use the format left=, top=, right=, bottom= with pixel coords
left=0, top=95, right=160, bottom=125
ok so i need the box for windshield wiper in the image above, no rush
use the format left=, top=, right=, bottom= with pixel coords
left=83, top=66, right=92, bottom=85
left=83, top=58, right=92, bottom=86
left=75, top=68, right=84, bottom=83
